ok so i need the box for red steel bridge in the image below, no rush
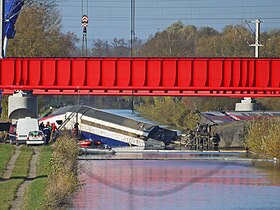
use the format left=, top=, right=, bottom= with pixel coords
left=0, top=57, right=280, bottom=97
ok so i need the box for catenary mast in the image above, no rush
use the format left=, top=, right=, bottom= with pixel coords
left=81, top=0, right=89, bottom=57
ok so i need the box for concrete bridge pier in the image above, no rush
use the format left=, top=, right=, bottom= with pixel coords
left=235, top=97, right=259, bottom=111
left=8, top=91, right=38, bottom=120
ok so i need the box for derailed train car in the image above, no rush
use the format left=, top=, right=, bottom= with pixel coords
left=39, top=105, right=177, bottom=148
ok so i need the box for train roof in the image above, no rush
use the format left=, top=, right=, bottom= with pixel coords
left=200, top=111, right=235, bottom=124
left=225, top=111, right=280, bottom=121
left=53, top=105, right=157, bottom=132
left=201, top=110, right=280, bottom=124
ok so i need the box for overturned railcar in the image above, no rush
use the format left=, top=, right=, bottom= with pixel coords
left=39, top=105, right=177, bottom=148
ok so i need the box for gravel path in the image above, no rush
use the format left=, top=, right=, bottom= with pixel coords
left=10, top=147, right=40, bottom=210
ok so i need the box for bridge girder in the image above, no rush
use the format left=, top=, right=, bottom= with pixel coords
left=1, top=57, right=280, bottom=97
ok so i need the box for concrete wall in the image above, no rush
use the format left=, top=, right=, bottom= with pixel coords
left=8, top=92, right=38, bottom=120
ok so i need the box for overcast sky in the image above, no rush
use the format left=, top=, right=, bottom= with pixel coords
left=58, top=0, right=280, bottom=44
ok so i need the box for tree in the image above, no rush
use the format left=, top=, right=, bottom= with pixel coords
left=219, top=25, right=253, bottom=57
left=90, top=39, right=112, bottom=56
left=111, top=38, right=130, bottom=57
left=140, top=22, right=198, bottom=57
left=261, top=30, right=280, bottom=57
left=0, top=96, right=8, bottom=120
left=90, top=38, right=143, bottom=57
left=7, top=1, right=78, bottom=57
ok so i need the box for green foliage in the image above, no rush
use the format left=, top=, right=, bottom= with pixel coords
left=46, top=134, right=81, bottom=209
left=182, top=97, right=239, bottom=111
left=140, top=22, right=198, bottom=57
left=139, top=22, right=280, bottom=57
left=137, top=97, right=200, bottom=130
left=245, top=118, right=280, bottom=159
left=257, top=98, right=280, bottom=110
left=7, top=3, right=78, bottom=57
left=137, top=96, right=240, bottom=131
left=90, top=38, right=143, bottom=57
left=260, top=29, right=280, bottom=57
left=1, top=96, right=8, bottom=120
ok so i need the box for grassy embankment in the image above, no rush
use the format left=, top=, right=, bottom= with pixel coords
left=0, top=135, right=81, bottom=210
left=45, top=134, right=81, bottom=209
left=245, top=118, right=280, bottom=159
left=0, top=144, right=14, bottom=176
left=0, top=145, right=33, bottom=210
left=23, top=146, right=52, bottom=210
left=23, top=134, right=81, bottom=210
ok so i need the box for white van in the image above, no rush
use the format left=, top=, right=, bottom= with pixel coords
left=16, top=117, right=39, bottom=145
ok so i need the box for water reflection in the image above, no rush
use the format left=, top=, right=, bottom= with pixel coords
left=71, top=158, right=280, bottom=210
left=251, top=161, right=280, bottom=186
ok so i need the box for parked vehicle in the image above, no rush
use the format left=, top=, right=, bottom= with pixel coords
left=15, top=117, right=39, bottom=145
left=26, top=130, right=45, bottom=145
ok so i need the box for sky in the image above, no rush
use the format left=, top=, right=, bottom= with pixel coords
left=57, top=0, right=280, bottom=44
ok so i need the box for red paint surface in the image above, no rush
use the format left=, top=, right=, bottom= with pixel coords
left=1, top=57, right=280, bottom=97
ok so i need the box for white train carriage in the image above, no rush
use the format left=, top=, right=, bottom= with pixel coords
left=39, top=105, right=177, bottom=148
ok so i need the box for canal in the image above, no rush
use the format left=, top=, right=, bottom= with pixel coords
left=70, top=110, right=279, bottom=209
left=70, top=152, right=280, bottom=210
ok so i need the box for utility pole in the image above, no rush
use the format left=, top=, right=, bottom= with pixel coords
left=235, top=19, right=263, bottom=111
left=249, top=19, right=263, bottom=58
left=130, top=0, right=135, bottom=57
left=0, top=0, right=3, bottom=117
left=130, top=0, right=135, bottom=115
left=82, top=15, right=88, bottom=57
left=81, top=0, right=88, bottom=57
left=0, top=0, right=4, bottom=58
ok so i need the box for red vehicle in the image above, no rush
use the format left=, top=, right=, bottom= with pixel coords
left=78, top=139, right=92, bottom=148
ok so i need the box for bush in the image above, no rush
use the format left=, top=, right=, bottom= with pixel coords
left=245, top=118, right=280, bottom=159
left=46, top=133, right=81, bottom=209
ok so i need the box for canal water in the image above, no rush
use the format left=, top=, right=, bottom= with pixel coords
left=70, top=110, right=280, bottom=210
left=71, top=153, right=280, bottom=210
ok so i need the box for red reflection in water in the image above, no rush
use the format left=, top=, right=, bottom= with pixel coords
left=72, top=160, right=273, bottom=210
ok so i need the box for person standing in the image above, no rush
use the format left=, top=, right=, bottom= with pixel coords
left=43, top=126, right=51, bottom=145
left=39, top=122, right=45, bottom=131
left=50, top=123, right=57, bottom=142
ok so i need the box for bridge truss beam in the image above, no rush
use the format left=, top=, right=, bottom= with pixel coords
left=1, top=57, right=280, bottom=97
